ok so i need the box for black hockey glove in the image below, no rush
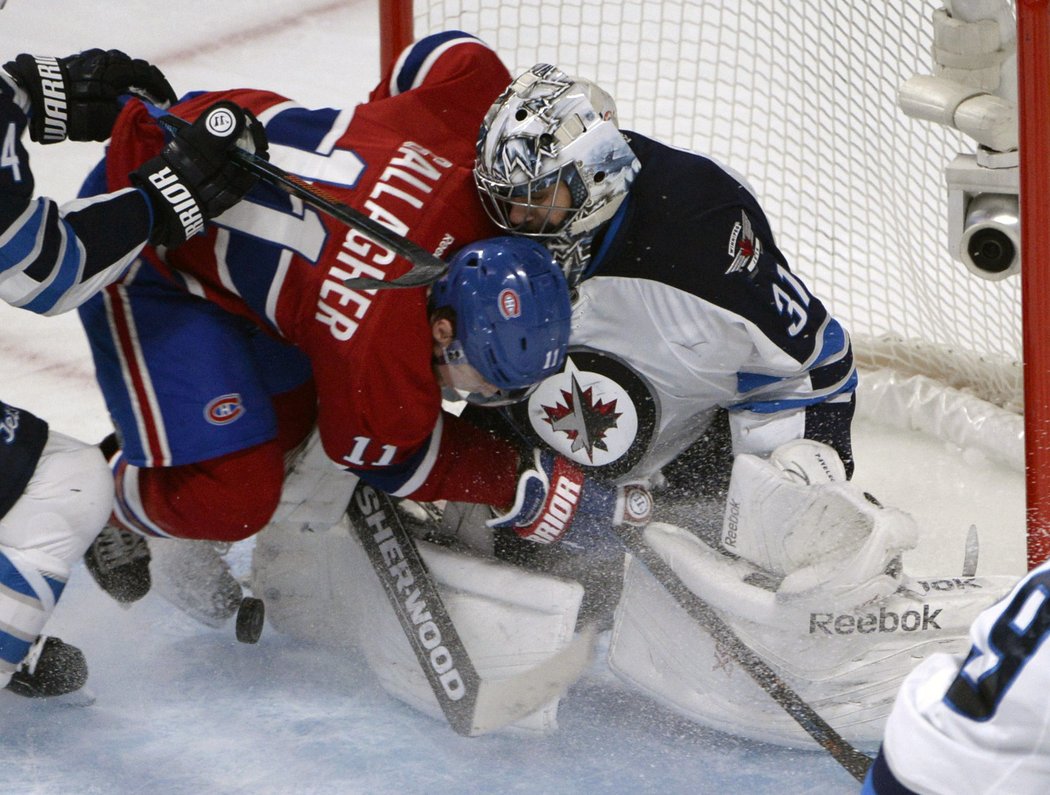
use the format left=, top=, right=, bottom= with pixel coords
left=131, top=101, right=269, bottom=249
left=3, top=49, right=177, bottom=144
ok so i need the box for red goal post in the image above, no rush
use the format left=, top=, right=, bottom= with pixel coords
left=379, top=1, right=1050, bottom=568
left=1018, top=0, right=1050, bottom=568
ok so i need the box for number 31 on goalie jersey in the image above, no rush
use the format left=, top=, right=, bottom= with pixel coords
left=771, top=263, right=810, bottom=337
left=944, top=567, right=1050, bottom=721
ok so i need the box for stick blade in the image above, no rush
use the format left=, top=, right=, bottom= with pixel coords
left=468, top=624, right=598, bottom=736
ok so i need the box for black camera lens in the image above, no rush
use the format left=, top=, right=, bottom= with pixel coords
left=967, top=227, right=1016, bottom=274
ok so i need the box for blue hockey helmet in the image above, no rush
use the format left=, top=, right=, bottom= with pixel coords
left=431, top=236, right=572, bottom=405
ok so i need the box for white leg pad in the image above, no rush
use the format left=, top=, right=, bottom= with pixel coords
left=270, top=429, right=359, bottom=529
left=251, top=513, right=585, bottom=735
left=608, top=521, right=1016, bottom=747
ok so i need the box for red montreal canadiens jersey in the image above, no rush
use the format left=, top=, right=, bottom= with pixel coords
left=100, top=33, right=520, bottom=502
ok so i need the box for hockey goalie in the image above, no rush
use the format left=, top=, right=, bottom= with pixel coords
left=245, top=418, right=1013, bottom=745
left=120, top=13, right=1019, bottom=745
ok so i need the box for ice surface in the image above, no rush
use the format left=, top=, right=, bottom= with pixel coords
left=0, top=3, right=1026, bottom=793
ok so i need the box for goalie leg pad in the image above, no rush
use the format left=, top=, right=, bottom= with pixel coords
left=148, top=538, right=242, bottom=628
left=609, top=521, right=1015, bottom=747
left=250, top=518, right=360, bottom=647
left=270, top=429, right=359, bottom=529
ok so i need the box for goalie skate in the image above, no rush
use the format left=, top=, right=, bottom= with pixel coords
left=83, top=524, right=151, bottom=605
left=4, top=636, right=89, bottom=701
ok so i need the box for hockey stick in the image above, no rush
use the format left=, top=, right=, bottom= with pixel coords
left=613, top=523, right=873, bottom=783
left=156, top=115, right=447, bottom=289
left=346, top=482, right=596, bottom=736
left=229, top=151, right=449, bottom=290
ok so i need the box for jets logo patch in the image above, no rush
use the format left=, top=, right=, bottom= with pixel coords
left=509, top=349, right=657, bottom=477
left=725, top=210, right=762, bottom=274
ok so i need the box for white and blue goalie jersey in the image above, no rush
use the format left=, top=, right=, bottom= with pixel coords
left=504, top=131, right=856, bottom=484
left=0, top=70, right=151, bottom=315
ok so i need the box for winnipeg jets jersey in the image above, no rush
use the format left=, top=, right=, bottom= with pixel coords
left=0, top=71, right=151, bottom=315
left=93, top=32, right=519, bottom=502
left=507, top=132, right=856, bottom=483
left=0, top=400, right=48, bottom=519
left=866, top=560, right=1050, bottom=794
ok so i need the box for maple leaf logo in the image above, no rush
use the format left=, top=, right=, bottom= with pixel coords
left=541, top=373, right=621, bottom=461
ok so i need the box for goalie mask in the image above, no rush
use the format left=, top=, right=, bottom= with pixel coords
left=475, top=64, right=640, bottom=286
left=430, top=237, right=572, bottom=406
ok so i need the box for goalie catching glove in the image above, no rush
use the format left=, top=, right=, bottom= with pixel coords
left=720, top=439, right=919, bottom=607
left=488, top=449, right=653, bottom=548
left=4, top=49, right=177, bottom=143
left=131, top=101, right=268, bottom=248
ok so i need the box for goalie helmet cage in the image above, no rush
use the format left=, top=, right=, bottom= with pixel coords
left=378, top=0, right=1050, bottom=567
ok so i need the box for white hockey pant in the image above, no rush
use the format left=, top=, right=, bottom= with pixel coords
left=0, top=432, right=112, bottom=684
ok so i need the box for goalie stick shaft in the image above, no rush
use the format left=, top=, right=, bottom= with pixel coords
left=614, top=524, right=873, bottom=783
left=346, top=484, right=481, bottom=735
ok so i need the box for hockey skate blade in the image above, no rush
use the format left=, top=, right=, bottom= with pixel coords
left=56, top=685, right=97, bottom=707
left=1, top=684, right=96, bottom=707
left=467, top=624, right=597, bottom=736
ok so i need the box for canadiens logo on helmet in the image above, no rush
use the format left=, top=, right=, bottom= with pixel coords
left=497, top=288, right=522, bottom=319
left=205, top=394, right=245, bottom=425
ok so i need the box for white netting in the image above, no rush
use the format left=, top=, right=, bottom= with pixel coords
left=410, top=0, right=1023, bottom=410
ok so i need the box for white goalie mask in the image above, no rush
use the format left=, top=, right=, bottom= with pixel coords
left=474, top=64, right=640, bottom=285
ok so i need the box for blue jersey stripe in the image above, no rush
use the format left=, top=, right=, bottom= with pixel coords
left=394, top=31, right=481, bottom=95
left=0, top=200, right=46, bottom=272
left=21, top=225, right=83, bottom=313
left=731, top=369, right=858, bottom=414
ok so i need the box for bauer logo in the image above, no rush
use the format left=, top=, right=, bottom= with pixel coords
left=498, top=288, right=521, bottom=319
left=204, top=394, right=245, bottom=425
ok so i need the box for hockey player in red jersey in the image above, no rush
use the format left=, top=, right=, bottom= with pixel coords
left=77, top=33, right=645, bottom=608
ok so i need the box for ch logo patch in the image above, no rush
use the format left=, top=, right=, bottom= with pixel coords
left=498, top=288, right=521, bottom=319
left=204, top=394, right=245, bottom=425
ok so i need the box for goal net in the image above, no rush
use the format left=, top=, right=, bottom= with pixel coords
left=385, top=0, right=1022, bottom=406
left=380, top=1, right=1050, bottom=564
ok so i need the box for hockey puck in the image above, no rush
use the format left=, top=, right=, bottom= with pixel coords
left=235, top=597, right=265, bottom=644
